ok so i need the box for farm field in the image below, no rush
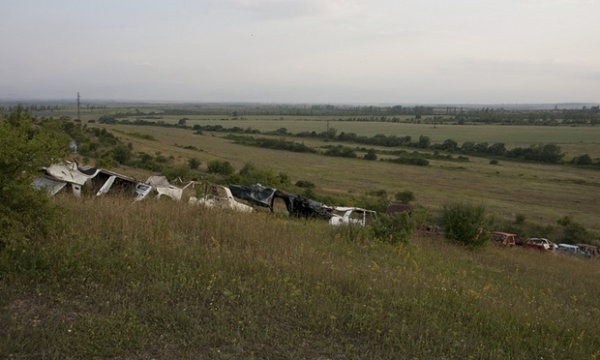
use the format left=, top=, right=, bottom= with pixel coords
left=109, top=115, right=600, bottom=157
left=92, top=120, right=600, bottom=235
left=33, top=106, right=600, bottom=157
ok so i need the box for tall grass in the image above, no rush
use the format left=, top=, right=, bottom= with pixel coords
left=1, top=196, right=599, bottom=359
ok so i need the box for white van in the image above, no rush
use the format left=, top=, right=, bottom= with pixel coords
left=556, top=243, right=582, bottom=257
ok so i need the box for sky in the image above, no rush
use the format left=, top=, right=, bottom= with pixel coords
left=1, top=0, right=599, bottom=104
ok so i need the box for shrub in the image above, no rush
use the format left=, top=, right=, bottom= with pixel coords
left=395, top=190, right=415, bottom=203
left=440, top=201, right=490, bottom=248
left=162, top=165, right=190, bottom=181
left=323, top=145, right=357, bottom=158
left=207, top=160, right=234, bottom=175
left=557, top=216, right=593, bottom=244
left=295, top=180, right=315, bottom=189
left=188, top=158, right=201, bottom=170
left=370, top=212, right=414, bottom=245
left=363, top=149, right=377, bottom=160
left=237, top=162, right=278, bottom=186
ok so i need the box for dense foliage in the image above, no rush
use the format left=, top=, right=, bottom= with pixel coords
left=440, top=202, right=491, bottom=248
left=0, top=107, right=70, bottom=249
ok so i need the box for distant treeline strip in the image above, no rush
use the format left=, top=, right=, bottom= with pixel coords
left=97, top=119, right=600, bottom=167
left=92, top=104, right=600, bottom=125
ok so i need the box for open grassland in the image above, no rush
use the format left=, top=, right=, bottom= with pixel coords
left=97, top=123, right=600, bottom=234
left=101, top=115, right=600, bottom=158
left=1, top=197, right=599, bottom=359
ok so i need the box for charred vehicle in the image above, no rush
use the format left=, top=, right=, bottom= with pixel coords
left=228, top=184, right=333, bottom=220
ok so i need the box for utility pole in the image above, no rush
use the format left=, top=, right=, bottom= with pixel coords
left=77, top=92, right=81, bottom=121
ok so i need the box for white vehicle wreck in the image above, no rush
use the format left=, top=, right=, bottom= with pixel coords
left=329, top=207, right=378, bottom=227
left=33, top=161, right=184, bottom=201
left=134, top=176, right=188, bottom=202
left=189, top=184, right=254, bottom=213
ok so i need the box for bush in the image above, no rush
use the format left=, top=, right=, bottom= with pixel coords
left=207, top=160, right=234, bottom=175
left=557, top=216, right=593, bottom=244
left=237, top=162, right=279, bottom=186
left=370, top=213, right=414, bottom=245
left=188, top=158, right=201, bottom=170
left=295, top=180, right=315, bottom=189
left=363, top=149, right=378, bottom=160
left=0, top=107, right=70, bottom=250
left=440, top=202, right=490, bottom=248
left=395, top=190, right=415, bottom=203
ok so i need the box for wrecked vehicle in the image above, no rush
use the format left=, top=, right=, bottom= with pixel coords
left=491, top=231, right=517, bottom=246
left=134, top=176, right=187, bottom=202
left=189, top=184, right=253, bottom=213
left=33, top=161, right=186, bottom=202
left=329, top=207, right=377, bottom=227
left=521, top=237, right=557, bottom=252
left=577, top=244, right=599, bottom=258
left=228, top=184, right=333, bottom=220
left=556, top=243, right=583, bottom=257
left=33, top=161, right=143, bottom=198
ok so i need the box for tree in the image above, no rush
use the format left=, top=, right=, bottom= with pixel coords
left=363, top=149, right=377, bottom=160
left=440, top=139, right=458, bottom=152
left=0, top=106, right=70, bottom=249
left=416, top=135, right=430, bottom=149
left=488, top=143, right=507, bottom=156
left=572, top=154, right=592, bottom=166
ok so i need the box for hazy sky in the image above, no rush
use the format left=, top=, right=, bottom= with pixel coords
left=1, top=0, right=599, bottom=104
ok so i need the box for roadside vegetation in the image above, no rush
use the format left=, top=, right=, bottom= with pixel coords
left=1, top=105, right=599, bottom=359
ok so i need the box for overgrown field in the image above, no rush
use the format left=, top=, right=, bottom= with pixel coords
left=94, top=123, right=600, bottom=235
left=1, top=197, right=599, bottom=359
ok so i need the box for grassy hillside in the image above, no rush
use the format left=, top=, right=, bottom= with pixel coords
left=95, top=123, right=600, bottom=235
left=1, top=197, right=599, bottom=359
left=3, top=105, right=599, bottom=358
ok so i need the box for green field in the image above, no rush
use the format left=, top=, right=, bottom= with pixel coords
left=94, top=122, right=600, bottom=235
left=2, top=105, right=600, bottom=359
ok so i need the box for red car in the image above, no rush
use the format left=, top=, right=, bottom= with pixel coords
left=522, top=238, right=557, bottom=252
left=491, top=232, right=517, bottom=246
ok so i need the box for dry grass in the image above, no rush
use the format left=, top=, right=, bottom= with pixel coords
left=1, top=196, right=599, bottom=359
left=97, top=123, right=600, bottom=234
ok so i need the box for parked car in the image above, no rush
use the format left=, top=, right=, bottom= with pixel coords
left=522, top=237, right=557, bottom=252
left=491, top=232, right=517, bottom=246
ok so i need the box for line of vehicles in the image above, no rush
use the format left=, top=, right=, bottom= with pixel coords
left=32, top=162, right=384, bottom=227
left=491, top=232, right=598, bottom=259
left=33, top=162, right=599, bottom=254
